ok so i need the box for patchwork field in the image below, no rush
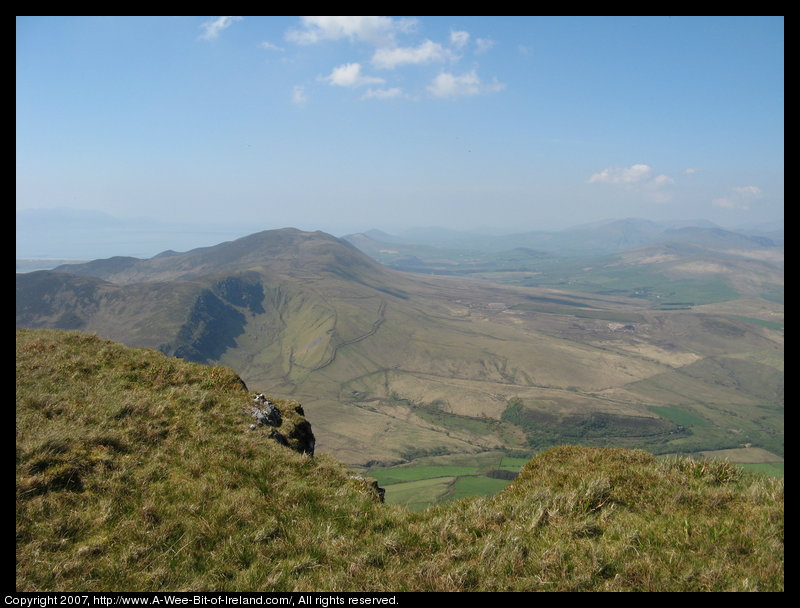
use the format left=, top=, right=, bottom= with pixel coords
left=695, top=447, right=784, bottom=478
left=369, top=452, right=524, bottom=510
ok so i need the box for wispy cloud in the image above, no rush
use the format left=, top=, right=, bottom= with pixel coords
left=684, top=167, right=701, bottom=174
left=199, top=16, right=242, bottom=41
left=733, top=185, right=763, bottom=197
left=323, top=63, right=385, bottom=88
left=259, top=41, right=284, bottom=52
left=475, top=38, right=495, bottom=54
left=286, top=16, right=416, bottom=47
left=589, top=164, right=656, bottom=184
left=286, top=17, right=505, bottom=102
left=450, top=30, right=470, bottom=49
left=712, top=185, right=764, bottom=210
left=372, top=40, right=457, bottom=70
left=428, top=70, right=505, bottom=98
left=651, top=174, right=675, bottom=186
left=361, top=87, right=404, bottom=100
left=292, top=85, right=308, bottom=106
left=589, top=164, right=675, bottom=203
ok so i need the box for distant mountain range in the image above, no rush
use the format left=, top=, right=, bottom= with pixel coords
left=343, top=219, right=783, bottom=306
left=16, top=226, right=783, bottom=468
left=345, top=218, right=784, bottom=256
left=17, top=209, right=783, bottom=261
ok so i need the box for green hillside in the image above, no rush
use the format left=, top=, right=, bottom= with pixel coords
left=16, top=330, right=783, bottom=591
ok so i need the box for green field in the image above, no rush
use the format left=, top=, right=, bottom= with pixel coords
left=382, top=476, right=458, bottom=511
left=371, top=452, right=526, bottom=511
left=380, top=471, right=517, bottom=511
left=381, top=474, right=514, bottom=511
left=370, top=465, right=480, bottom=486
left=738, top=462, right=784, bottom=478
left=443, top=475, right=513, bottom=502
left=372, top=396, right=785, bottom=511
left=691, top=447, right=785, bottom=479
left=731, top=316, right=784, bottom=331
left=649, top=406, right=711, bottom=427
left=510, top=303, right=646, bottom=323
left=483, top=262, right=743, bottom=307
left=499, top=456, right=530, bottom=471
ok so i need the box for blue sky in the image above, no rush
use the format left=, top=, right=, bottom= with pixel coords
left=16, top=16, right=784, bottom=242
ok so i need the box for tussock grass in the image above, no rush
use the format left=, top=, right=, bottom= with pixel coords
left=17, top=330, right=783, bottom=591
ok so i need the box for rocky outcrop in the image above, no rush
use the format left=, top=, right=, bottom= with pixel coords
left=248, top=393, right=315, bottom=456
left=249, top=393, right=383, bottom=500
left=349, top=475, right=386, bottom=503
left=251, top=393, right=282, bottom=426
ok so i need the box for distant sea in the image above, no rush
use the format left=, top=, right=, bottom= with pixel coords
left=16, top=258, right=91, bottom=272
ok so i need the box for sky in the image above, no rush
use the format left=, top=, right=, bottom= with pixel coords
left=16, top=16, right=784, bottom=254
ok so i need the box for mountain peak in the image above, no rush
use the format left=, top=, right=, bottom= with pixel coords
left=52, top=228, right=385, bottom=285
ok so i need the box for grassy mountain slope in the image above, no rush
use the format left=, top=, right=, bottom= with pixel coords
left=52, top=228, right=393, bottom=286
left=16, top=330, right=784, bottom=591
left=16, top=229, right=783, bottom=470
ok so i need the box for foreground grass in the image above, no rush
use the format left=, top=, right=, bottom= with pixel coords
left=17, top=330, right=783, bottom=591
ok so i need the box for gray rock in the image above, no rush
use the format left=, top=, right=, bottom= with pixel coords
left=247, top=393, right=316, bottom=456
left=252, top=404, right=282, bottom=427
left=251, top=393, right=282, bottom=426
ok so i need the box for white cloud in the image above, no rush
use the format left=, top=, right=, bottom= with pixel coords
left=427, top=70, right=505, bottom=98
left=361, top=87, right=404, bottom=100
left=484, top=78, right=506, bottom=94
left=292, top=85, right=308, bottom=106
left=588, top=164, right=654, bottom=184
left=684, top=167, right=701, bottom=174
left=450, top=30, right=470, bottom=49
left=286, top=16, right=416, bottom=47
left=712, top=197, right=738, bottom=209
left=733, top=185, right=764, bottom=198
left=324, top=63, right=385, bottom=88
left=713, top=185, right=764, bottom=210
left=428, top=71, right=479, bottom=97
left=475, top=38, right=495, bottom=54
left=260, top=41, right=284, bottom=52
left=589, top=164, right=675, bottom=203
left=652, top=174, right=675, bottom=186
left=199, top=16, right=242, bottom=41
left=372, top=40, right=457, bottom=69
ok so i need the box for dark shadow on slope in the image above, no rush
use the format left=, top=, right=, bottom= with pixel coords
left=162, top=276, right=266, bottom=363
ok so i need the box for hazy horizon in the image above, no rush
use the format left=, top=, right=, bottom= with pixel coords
left=17, top=17, right=784, bottom=255
left=16, top=205, right=784, bottom=261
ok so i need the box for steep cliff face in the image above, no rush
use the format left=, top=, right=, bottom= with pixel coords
left=161, top=275, right=266, bottom=364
